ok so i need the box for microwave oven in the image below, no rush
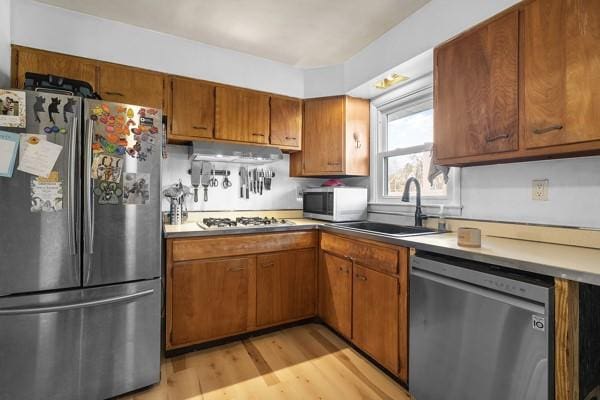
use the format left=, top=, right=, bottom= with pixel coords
left=303, top=187, right=367, bottom=222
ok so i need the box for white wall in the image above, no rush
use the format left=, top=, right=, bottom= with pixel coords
left=304, top=0, right=520, bottom=98
left=9, top=0, right=304, bottom=97
left=0, top=0, right=10, bottom=88
left=460, top=157, right=600, bottom=229
left=161, top=145, right=324, bottom=212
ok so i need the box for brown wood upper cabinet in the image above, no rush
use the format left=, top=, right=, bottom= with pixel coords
left=434, top=10, right=519, bottom=161
left=170, top=77, right=215, bottom=139
left=98, top=64, right=164, bottom=109
left=11, top=46, right=97, bottom=90
left=256, top=248, right=316, bottom=327
left=300, top=96, right=369, bottom=176
left=270, top=96, right=302, bottom=148
left=435, top=1, right=600, bottom=165
left=522, top=0, right=600, bottom=149
left=215, top=86, right=270, bottom=144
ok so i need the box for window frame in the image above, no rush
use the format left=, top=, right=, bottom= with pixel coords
left=369, top=73, right=462, bottom=215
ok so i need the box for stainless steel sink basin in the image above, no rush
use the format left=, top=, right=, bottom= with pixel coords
left=331, top=221, right=443, bottom=237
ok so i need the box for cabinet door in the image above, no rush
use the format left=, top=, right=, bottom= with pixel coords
left=246, top=91, right=270, bottom=144
left=13, top=47, right=97, bottom=89
left=318, top=252, right=352, bottom=338
left=215, top=87, right=269, bottom=144
left=98, top=64, right=164, bottom=109
left=256, top=249, right=316, bottom=327
left=434, top=11, right=519, bottom=160
left=171, top=77, right=214, bottom=138
left=303, top=97, right=345, bottom=174
left=344, top=97, right=370, bottom=176
left=522, top=0, right=600, bottom=149
left=352, top=264, right=399, bottom=373
left=170, top=257, right=252, bottom=346
left=270, top=97, right=302, bottom=148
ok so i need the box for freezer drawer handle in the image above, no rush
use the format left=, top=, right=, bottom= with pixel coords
left=411, top=267, right=546, bottom=315
left=0, top=289, right=154, bottom=315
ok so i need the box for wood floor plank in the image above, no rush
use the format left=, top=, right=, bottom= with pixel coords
left=118, top=323, right=410, bottom=400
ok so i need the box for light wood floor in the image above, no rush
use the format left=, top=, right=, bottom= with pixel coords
left=119, top=323, right=411, bottom=400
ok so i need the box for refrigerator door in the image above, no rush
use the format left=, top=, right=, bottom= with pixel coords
left=83, top=100, right=162, bottom=286
left=0, top=279, right=161, bottom=400
left=0, top=91, right=81, bottom=296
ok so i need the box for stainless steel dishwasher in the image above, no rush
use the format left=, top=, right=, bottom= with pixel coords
left=410, top=252, right=554, bottom=400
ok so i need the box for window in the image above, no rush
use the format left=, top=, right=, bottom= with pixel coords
left=370, top=76, right=461, bottom=213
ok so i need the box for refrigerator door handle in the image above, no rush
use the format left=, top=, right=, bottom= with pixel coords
left=67, top=116, right=78, bottom=257
left=0, top=289, right=154, bottom=315
left=84, top=120, right=94, bottom=256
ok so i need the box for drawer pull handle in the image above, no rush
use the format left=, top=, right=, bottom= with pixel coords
left=192, top=126, right=207, bottom=130
left=285, top=136, right=297, bottom=140
left=251, top=133, right=265, bottom=136
left=227, top=266, right=246, bottom=272
left=105, top=91, right=125, bottom=97
left=533, top=125, right=563, bottom=134
left=485, top=133, right=510, bottom=142
left=355, top=274, right=367, bottom=281
left=327, top=162, right=341, bottom=166
left=260, top=263, right=275, bottom=269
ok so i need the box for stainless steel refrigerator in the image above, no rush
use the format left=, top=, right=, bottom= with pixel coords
left=0, top=91, right=162, bottom=400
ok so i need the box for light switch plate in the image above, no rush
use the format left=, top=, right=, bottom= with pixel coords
left=532, top=179, right=549, bottom=201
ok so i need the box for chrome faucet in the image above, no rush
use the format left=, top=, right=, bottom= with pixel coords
left=401, top=177, right=427, bottom=227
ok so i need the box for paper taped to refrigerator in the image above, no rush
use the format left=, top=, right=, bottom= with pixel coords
left=91, top=154, right=123, bottom=183
left=0, top=89, right=26, bottom=128
left=17, top=140, right=62, bottom=178
left=123, top=173, right=150, bottom=205
left=19, top=134, right=47, bottom=160
left=30, top=171, right=63, bottom=212
left=0, top=130, right=19, bottom=178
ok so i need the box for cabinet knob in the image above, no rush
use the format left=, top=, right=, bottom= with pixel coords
left=533, top=125, right=563, bottom=135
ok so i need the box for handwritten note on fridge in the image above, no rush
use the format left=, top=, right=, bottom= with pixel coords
left=0, top=130, right=19, bottom=178
left=18, top=140, right=62, bottom=178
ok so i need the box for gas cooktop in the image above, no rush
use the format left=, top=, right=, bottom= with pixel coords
left=197, top=216, right=295, bottom=230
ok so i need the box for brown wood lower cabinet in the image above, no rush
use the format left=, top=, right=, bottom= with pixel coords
left=171, top=256, right=253, bottom=346
left=318, top=232, right=409, bottom=383
left=352, top=264, right=399, bottom=373
left=318, top=252, right=353, bottom=338
left=166, top=231, right=317, bottom=350
left=256, top=249, right=316, bottom=327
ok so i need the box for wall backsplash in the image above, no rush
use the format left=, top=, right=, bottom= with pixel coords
left=162, top=145, right=328, bottom=212
left=369, top=155, right=600, bottom=229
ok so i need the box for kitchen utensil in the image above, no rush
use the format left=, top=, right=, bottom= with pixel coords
left=240, top=167, right=246, bottom=198
left=209, top=166, right=219, bottom=187
left=201, top=161, right=211, bottom=202
left=222, top=175, right=232, bottom=189
left=259, top=169, right=263, bottom=195
left=190, top=160, right=202, bottom=202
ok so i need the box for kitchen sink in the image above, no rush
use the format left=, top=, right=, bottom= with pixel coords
left=331, top=221, right=443, bottom=236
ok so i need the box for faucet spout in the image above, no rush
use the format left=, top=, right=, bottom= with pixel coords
left=401, top=177, right=427, bottom=227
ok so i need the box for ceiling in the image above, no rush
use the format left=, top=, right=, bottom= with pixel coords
left=36, top=0, right=430, bottom=68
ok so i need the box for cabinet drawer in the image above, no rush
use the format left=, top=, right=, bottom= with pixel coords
left=173, top=231, right=317, bottom=262
left=321, top=232, right=398, bottom=274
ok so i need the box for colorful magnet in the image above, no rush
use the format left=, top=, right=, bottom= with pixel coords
left=146, top=109, right=158, bottom=115
left=138, top=108, right=146, bottom=117
left=94, top=181, right=123, bottom=205
left=101, top=104, right=111, bottom=114
left=116, top=106, right=127, bottom=113
left=126, top=108, right=134, bottom=118
left=139, top=117, right=154, bottom=126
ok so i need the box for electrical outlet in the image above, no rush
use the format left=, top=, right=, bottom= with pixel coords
left=532, top=179, right=549, bottom=201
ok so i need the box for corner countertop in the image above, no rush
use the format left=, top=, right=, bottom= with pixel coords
left=163, top=212, right=600, bottom=285
left=320, top=225, right=600, bottom=286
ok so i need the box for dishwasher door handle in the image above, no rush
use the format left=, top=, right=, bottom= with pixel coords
left=411, top=267, right=546, bottom=315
